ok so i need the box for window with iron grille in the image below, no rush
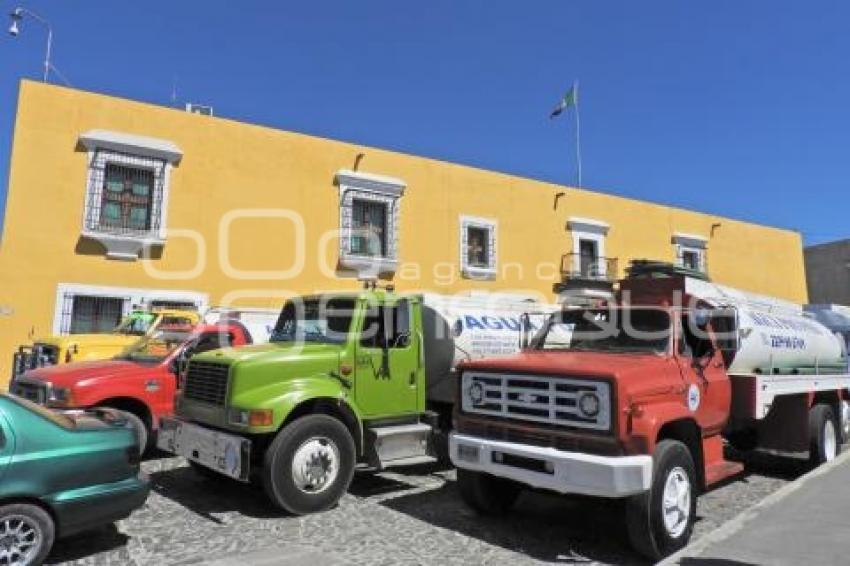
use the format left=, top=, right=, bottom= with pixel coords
left=466, top=226, right=489, bottom=268
left=336, top=170, right=405, bottom=277
left=350, top=199, right=387, bottom=257
left=99, top=163, right=155, bottom=232
left=672, top=233, right=708, bottom=274
left=83, top=150, right=167, bottom=239
left=681, top=249, right=702, bottom=271
left=459, top=216, right=497, bottom=278
left=68, top=296, right=126, bottom=334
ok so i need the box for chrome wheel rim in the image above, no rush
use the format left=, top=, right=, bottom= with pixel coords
left=291, top=436, right=340, bottom=494
left=824, top=418, right=837, bottom=462
left=0, top=515, right=41, bottom=565
left=662, top=466, right=691, bottom=539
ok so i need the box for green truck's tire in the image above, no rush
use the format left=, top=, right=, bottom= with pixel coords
left=0, top=503, right=55, bottom=566
left=262, top=414, right=356, bottom=515
left=456, top=468, right=521, bottom=515
left=626, top=439, right=697, bottom=561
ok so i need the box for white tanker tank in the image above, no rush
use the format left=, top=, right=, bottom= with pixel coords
left=685, top=278, right=846, bottom=374
left=420, top=293, right=558, bottom=404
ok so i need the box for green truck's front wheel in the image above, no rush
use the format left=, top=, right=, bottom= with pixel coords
left=262, top=414, right=356, bottom=515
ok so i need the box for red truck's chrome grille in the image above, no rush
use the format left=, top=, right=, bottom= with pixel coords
left=461, top=372, right=611, bottom=432
left=183, top=361, right=230, bottom=406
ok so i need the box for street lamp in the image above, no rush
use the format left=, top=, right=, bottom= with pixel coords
left=8, top=6, right=53, bottom=83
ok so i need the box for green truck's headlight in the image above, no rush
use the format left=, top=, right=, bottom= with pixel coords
left=228, top=408, right=273, bottom=427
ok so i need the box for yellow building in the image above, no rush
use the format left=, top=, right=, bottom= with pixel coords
left=0, top=80, right=807, bottom=384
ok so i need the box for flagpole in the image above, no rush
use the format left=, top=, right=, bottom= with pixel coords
left=574, top=80, right=582, bottom=187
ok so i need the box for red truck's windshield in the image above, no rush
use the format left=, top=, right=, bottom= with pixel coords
left=533, top=307, right=671, bottom=354
left=117, top=329, right=193, bottom=362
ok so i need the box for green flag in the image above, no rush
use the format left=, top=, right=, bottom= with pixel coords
left=550, top=84, right=578, bottom=119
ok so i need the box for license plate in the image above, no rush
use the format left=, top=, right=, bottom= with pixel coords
left=157, top=419, right=250, bottom=481
left=457, top=443, right=480, bottom=463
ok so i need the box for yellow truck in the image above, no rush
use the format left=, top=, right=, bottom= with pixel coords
left=11, top=308, right=201, bottom=378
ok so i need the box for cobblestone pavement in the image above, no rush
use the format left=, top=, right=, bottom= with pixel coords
left=48, top=450, right=802, bottom=566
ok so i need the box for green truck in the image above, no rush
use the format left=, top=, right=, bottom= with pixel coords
left=158, top=288, right=551, bottom=514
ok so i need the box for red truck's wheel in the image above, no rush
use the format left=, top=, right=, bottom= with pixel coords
left=456, top=469, right=521, bottom=515
left=0, top=503, right=55, bottom=566
left=262, top=414, right=355, bottom=515
left=809, top=404, right=840, bottom=467
left=626, top=439, right=697, bottom=560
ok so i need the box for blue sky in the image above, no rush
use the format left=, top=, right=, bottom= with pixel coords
left=1, top=1, right=848, bottom=244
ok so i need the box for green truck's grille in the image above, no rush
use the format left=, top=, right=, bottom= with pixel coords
left=183, top=361, right=230, bottom=406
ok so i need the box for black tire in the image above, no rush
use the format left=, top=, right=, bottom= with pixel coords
left=456, top=468, right=522, bottom=515
left=262, top=414, right=356, bottom=515
left=809, top=404, right=841, bottom=467
left=0, top=503, right=55, bottom=566
left=104, top=408, right=150, bottom=456
left=626, top=440, right=697, bottom=561
left=840, top=401, right=850, bottom=445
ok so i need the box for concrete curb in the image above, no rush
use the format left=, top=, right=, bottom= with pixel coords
left=659, top=449, right=850, bottom=565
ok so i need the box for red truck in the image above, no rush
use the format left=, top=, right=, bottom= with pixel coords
left=450, top=263, right=850, bottom=560
left=10, top=320, right=256, bottom=453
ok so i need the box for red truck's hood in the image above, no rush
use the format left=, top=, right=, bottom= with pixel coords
left=21, top=359, right=154, bottom=388
left=461, top=350, right=670, bottom=382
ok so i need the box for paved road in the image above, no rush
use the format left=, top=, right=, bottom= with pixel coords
left=664, top=450, right=850, bottom=566
left=47, top=450, right=801, bottom=566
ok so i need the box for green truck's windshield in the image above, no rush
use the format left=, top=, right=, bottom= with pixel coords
left=270, top=297, right=356, bottom=344
left=117, top=329, right=193, bottom=362
left=113, top=313, right=156, bottom=336
left=534, top=307, right=671, bottom=354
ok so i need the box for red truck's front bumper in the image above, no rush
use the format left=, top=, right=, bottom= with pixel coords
left=450, top=432, right=652, bottom=498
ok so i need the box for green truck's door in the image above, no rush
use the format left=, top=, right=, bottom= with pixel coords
left=354, top=297, right=420, bottom=417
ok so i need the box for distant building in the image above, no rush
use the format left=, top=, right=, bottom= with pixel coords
left=805, top=239, right=850, bottom=305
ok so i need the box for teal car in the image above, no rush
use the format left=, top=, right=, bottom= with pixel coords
left=0, top=394, right=149, bottom=565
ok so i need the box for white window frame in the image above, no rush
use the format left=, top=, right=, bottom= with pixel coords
left=672, top=232, right=708, bottom=273
left=79, top=130, right=182, bottom=261
left=567, top=217, right=610, bottom=277
left=335, top=169, right=406, bottom=278
left=52, top=283, right=208, bottom=335
left=459, top=215, right=498, bottom=280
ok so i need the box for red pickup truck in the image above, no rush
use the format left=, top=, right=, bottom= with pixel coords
left=11, top=321, right=255, bottom=452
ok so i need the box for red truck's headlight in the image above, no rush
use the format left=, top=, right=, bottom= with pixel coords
left=47, top=386, right=74, bottom=407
